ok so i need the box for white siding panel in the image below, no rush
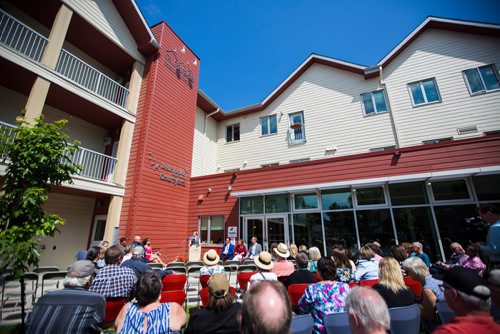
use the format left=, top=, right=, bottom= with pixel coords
left=191, top=107, right=218, bottom=177
left=384, top=29, right=500, bottom=146
left=62, top=0, right=144, bottom=62
left=38, top=193, right=95, bottom=268
left=216, top=64, right=396, bottom=172
left=0, top=85, right=27, bottom=124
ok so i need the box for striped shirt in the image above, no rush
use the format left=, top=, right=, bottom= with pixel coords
left=120, top=302, right=177, bottom=333
left=89, top=264, right=137, bottom=298
left=26, top=287, right=105, bottom=334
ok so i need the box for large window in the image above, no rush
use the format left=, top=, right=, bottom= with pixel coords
left=293, top=213, right=323, bottom=250
left=356, top=209, right=395, bottom=254
left=463, top=65, right=500, bottom=95
left=260, top=115, right=277, bottom=136
left=265, top=194, right=289, bottom=213
left=288, top=112, right=306, bottom=145
left=361, top=90, right=388, bottom=116
left=321, top=188, right=353, bottom=210
left=294, top=193, right=318, bottom=210
left=355, top=187, right=386, bottom=206
left=225, top=124, right=240, bottom=142
left=323, top=211, right=357, bottom=256
left=408, top=78, right=441, bottom=106
left=240, top=196, right=263, bottom=215
left=389, top=182, right=428, bottom=205
left=431, top=179, right=470, bottom=201
left=200, top=215, right=225, bottom=244
left=473, top=175, right=500, bottom=201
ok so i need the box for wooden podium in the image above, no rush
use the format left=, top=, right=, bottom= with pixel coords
left=189, top=244, right=201, bottom=261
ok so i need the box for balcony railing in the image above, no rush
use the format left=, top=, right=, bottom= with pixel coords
left=288, top=126, right=306, bottom=145
left=0, top=121, right=117, bottom=183
left=0, top=9, right=129, bottom=108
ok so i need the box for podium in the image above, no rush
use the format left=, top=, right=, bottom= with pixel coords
left=189, top=245, right=201, bottom=261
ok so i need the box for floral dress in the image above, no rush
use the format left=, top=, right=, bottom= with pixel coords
left=298, top=282, right=350, bottom=334
left=335, top=267, right=354, bottom=283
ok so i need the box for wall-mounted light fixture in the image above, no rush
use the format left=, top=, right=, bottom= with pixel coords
left=228, top=185, right=233, bottom=192
left=207, top=187, right=212, bottom=193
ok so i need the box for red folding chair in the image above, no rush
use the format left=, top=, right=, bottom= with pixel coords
left=160, top=290, right=186, bottom=306
left=287, top=284, right=309, bottom=307
left=103, top=298, right=127, bottom=328
left=237, top=271, right=257, bottom=291
left=200, top=287, right=237, bottom=306
left=348, top=281, right=359, bottom=289
left=200, top=274, right=210, bottom=288
left=162, top=274, right=187, bottom=291
left=404, top=276, right=423, bottom=299
left=359, top=279, right=379, bottom=288
left=313, top=272, right=320, bottom=281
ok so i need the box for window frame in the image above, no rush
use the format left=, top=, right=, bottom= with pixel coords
left=292, top=192, right=319, bottom=212
left=463, top=64, right=500, bottom=96
left=198, top=215, right=225, bottom=244
left=407, top=78, right=442, bottom=107
left=260, top=115, right=278, bottom=136
left=225, top=123, right=240, bottom=143
left=428, top=178, right=474, bottom=204
left=360, top=90, right=389, bottom=116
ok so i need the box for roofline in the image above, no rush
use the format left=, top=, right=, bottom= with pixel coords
left=131, top=0, right=160, bottom=50
left=150, top=21, right=201, bottom=60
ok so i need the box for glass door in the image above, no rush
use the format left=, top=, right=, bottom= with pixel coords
left=244, top=216, right=264, bottom=249
left=243, top=215, right=289, bottom=251
left=265, top=215, right=289, bottom=251
left=91, top=215, right=107, bottom=246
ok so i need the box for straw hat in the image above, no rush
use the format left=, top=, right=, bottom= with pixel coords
left=203, top=249, right=220, bottom=266
left=254, top=251, right=274, bottom=270
left=208, top=273, right=230, bottom=298
left=274, top=243, right=290, bottom=258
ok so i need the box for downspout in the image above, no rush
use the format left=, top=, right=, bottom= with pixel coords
left=201, top=108, right=220, bottom=174
left=379, top=65, right=401, bottom=148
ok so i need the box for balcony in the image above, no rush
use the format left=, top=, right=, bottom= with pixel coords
left=0, top=121, right=117, bottom=184
left=0, top=9, right=129, bottom=109
left=288, top=125, right=306, bottom=145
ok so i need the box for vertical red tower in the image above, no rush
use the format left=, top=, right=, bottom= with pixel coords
left=121, top=22, right=200, bottom=260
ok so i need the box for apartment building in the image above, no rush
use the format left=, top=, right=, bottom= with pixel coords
left=0, top=0, right=158, bottom=267
left=190, top=17, right=500, bottom=262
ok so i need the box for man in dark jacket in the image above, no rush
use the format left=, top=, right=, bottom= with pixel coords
left=121, top=246, right=172, bottom=278
left=285, top=252, right=316, bottom=287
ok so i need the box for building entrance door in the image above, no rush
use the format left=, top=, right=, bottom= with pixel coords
left=243, top=215, right=289, bottom=252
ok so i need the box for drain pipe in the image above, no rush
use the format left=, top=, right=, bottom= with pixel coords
left=379, top=65, right=401, bottom=148
left=201, top=108, right=220, bottom=174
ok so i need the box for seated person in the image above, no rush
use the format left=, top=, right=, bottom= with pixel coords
left=372, top=257, right=415, bottom=308
left=233, top=239, right=248, bottom=262
left=285, top=253, right=317, bottom=287
left=355, top=246, right=379, bottom=282
left=26, top=260, right=105, bottom=334
left=435, top=242, right=465, bottom=270
left=331, top=247, right=354, bottom=283
left=410, top=242, right=431, bottom=267
left=115, top=272, right=186, bottom=333
left=220, top=238, right=235, bottom=262
left=308, top=247, right=322, bottom=273
left=122, top=246, right=172, bottom=278
left=271, top=243, right=295, bottom=277
left=249, top=252, right=277, bottom=289
left=200, top=249, right=225, bottom=275
left=462, top=243, right=486, bottom=277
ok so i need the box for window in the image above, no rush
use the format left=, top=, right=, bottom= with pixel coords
left=225, top=124, right=240, bottom=142
left=223, top=168, right=240, bottom=173
left=294, top=193, right=318, bottom=210
left=389, top=182, right=428, bottom=205
left=261, top=163, right=279, bottom=168
left=323, top=211, right=357, bottom=256
left=355, top=187, right=386, bottom=206
left=199, top=215, right=225, bottom=244
left=293, top=213, right=323, bottom=249
left=265, top=194, right=290, bottom=213
left=260, top=115, right=277, bottom=136
left=321, top=188, right=353, bottom=210
left=431, top=179, right=470, bottom=201
left=408, top=78, right=441, bottom=106
left=356, top=209, right=394, bottom=253
left=422, top=137, right=453, bottom=145
left=472, top=175, right=500, bottom=201
left=240, top=196, right=263, bottom=214
left=288, top=112, right=306, bottom=144
left=361, top=90, right=388, bottom=116
left=463, top=65, right=500, bottom=95
left=369, top=145, right=396, bottom=152
left=289, top=158, right=310, bottom=164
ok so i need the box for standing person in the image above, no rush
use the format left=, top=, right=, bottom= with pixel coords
left=299, top=257, right=350, bottom=333
left=185, top=274, right=241, bottom=334
left=115, top=272, right=186, bottom=333
left=285, top=253, right=317, bottom=287
left=410, top=242, right=431, bottom=267
left=246, top=236, right=262, bottom=260
left=143, top=237, right=165, bottom=265
left=249, top=251, right=277, bottom=288
left=355, top=246, right=379, bottom=282
left=220, top=238, right=235, bottom=262
left=272, top=243, right=295, bottom=277
left=372, top=257, right=415, bottom=308
left=479, top=204, right=500, bottom=266
left=433, top=267, right=500, bottom=333
left=346, top=287, right=390, bottom=334
left=189, top=230, right=201, bottom=261
left=26, top=260, right=105, bottom=334
left=233, top=239, right=248, bottom=262
left=308, top=247, right=322, bottom=273
left=200, top=249, right=225, bottom=276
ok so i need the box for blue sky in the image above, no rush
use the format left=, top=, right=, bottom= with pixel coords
left=136, top=0, right=500, bottom=111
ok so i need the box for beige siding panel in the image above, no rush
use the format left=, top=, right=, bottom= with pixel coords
left=62, top=0, right=144, bottom=62
left=38, top=193, right=95, bottom=268
left=384, top=29, right=500, bottom=146
left=0, top=85, right=27, bottom=124
left=216, top=64, right=396, bottom=172
left=191, top=107, right=218, bottom=176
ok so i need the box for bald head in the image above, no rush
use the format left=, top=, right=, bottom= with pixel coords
left=241, top=281, right=291, bottom=334
left=134, top=235, right=141, bottom=243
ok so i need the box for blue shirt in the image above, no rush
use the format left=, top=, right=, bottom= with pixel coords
left=411, top=252, right=431, bottom=267
left=424, top=275, right=444, bottom=302
left=355, top=259, right=379, bottom=282
left=481, top=220, right=500, bottom=262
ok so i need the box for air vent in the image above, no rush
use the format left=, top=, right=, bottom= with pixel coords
left=422, top=137, right=453, bottom=145
left=457, top=126, right=478, bottom=135
left=484, top=130, right=500, bottom=136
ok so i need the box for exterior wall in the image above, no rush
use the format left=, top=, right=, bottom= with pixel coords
left=0, top=85, right=27, bottom=124
left=384, top=29, right=500, bottom=146
left=120, top=23, right=200, bottom=262
left=191, top=106, right=218, bottom=177
left=62, top=0, right=144, bottom=62
left=38, top=193, right=95, bottom=268
left=215, top=64, right=396, bottom=172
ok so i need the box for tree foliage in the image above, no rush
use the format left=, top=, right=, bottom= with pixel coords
left=0, top=116, right=80, bottom=277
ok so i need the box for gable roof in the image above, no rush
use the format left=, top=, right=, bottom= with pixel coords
left=197, top=16, right=500, bottom=120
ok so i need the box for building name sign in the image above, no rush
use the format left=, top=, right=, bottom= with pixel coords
left=164, top=52, right=194, bottom=88
left=148, top=152, right=189, bottom=186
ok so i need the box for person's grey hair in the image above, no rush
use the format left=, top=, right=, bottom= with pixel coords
left=457, top=288, right=491, bottom=311
left=63, top=275, right=91, bottom=288
left=308, top=247, right=322, bottom=261
left=295, top=253, right=309, bottom=269
left=402, top=257, right=428, bottom=282
left=411, top=242, right=422, bottom=250
left=489, top=270, right=500, bottom=284
left=346, top=287, right=390, bottom=331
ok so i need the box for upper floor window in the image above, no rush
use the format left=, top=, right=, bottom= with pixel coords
left=260, top=115, right=277, bottom=136
left=463, top=65, right=500, bottom=95
left=408, top=78, right=441, bottom=106
left=288, top=112, right=306, bottom=145
left=422, top=137, right=453, bottom=145
left=226, top=124, right=240, bottom=142
left=361, top=90, right=388, bottom=116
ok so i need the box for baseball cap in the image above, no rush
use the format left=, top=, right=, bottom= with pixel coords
left=67, top=260, right=95, bottom=278
left=208, top=273, right=229, bottom=298
left=443, top=267, right=491, bottom=300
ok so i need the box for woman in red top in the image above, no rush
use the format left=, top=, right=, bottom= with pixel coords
left=143, top=237, right=165, bottom=265
left=233, top=239, right=248, bottom=262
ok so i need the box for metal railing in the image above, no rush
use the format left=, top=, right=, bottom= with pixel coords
left=288, top=126, right=306, bottom=145
left=0, top=121, right=117, bottom=183
left=0, top=9, right=48, bottom=62
left=0, top=9, right=129, bottom=108
left=56, top=49, right=129, bottom=108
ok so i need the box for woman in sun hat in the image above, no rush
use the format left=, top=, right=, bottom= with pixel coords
left=272, top=243, right=295, bottom=277
left=200, top=249, right=225, bottom=276
left=249, top=251, right=277, bottom=289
